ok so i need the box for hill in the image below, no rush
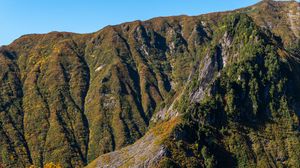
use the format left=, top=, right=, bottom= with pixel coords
left=0, top=0, right=299, bottom=167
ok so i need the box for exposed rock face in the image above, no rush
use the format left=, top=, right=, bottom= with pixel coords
left=288, top=2, right=300, bottom=38
left=219, top=31, right=233, bottom=67
left=89, top=133, right=165, bottom=168
left=86, top=118, right=179, bottom=168
left=0, top=1, right=300, bottom=168
left=190, top=47, right=223, bottom=102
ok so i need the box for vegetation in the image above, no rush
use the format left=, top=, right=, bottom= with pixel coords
left=162, top=12, right=300, bottom=168
left=0, top=1, right=299, bottom=167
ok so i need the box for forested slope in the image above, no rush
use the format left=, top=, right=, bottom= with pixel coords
left=0, top=1, right=299, bottom=167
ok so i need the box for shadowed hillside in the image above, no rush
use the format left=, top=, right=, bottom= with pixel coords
left=0, top=1, right=299, bottom=168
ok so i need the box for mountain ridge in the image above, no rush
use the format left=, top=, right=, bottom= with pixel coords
left=4, top=0, right=297, bottom=47
left=0, top=1, right=299, bottom=168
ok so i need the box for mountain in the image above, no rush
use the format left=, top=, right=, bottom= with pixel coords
left=0, top=0, right=299, bottom=168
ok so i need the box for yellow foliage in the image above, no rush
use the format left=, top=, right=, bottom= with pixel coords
left=277, top=49, right=288, bottom=58
left=44, top=162, right=62, bottom=168
left=152, top=117, right=181, bottom=145
left=28, top=162, right=62, bottom=168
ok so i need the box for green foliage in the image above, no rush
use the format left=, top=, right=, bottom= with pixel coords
left=201, top=146, right=216, bottom=168
left=1, top=2, right=300, bottom=168
left=166, top=12, right=300, bottom=168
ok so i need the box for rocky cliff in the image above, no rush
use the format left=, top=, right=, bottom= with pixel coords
left=0, top=1, right=299, bottom=168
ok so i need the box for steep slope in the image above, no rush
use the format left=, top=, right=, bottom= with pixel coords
left=88, top=1, right=300, bottom=168
left=162, top=13, right=300, bottom=168
left=0, top=1, right=299, bottom=168
left=88, top=8, right=300, bottom=167
left=245, top=0, right=300, bottom=44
